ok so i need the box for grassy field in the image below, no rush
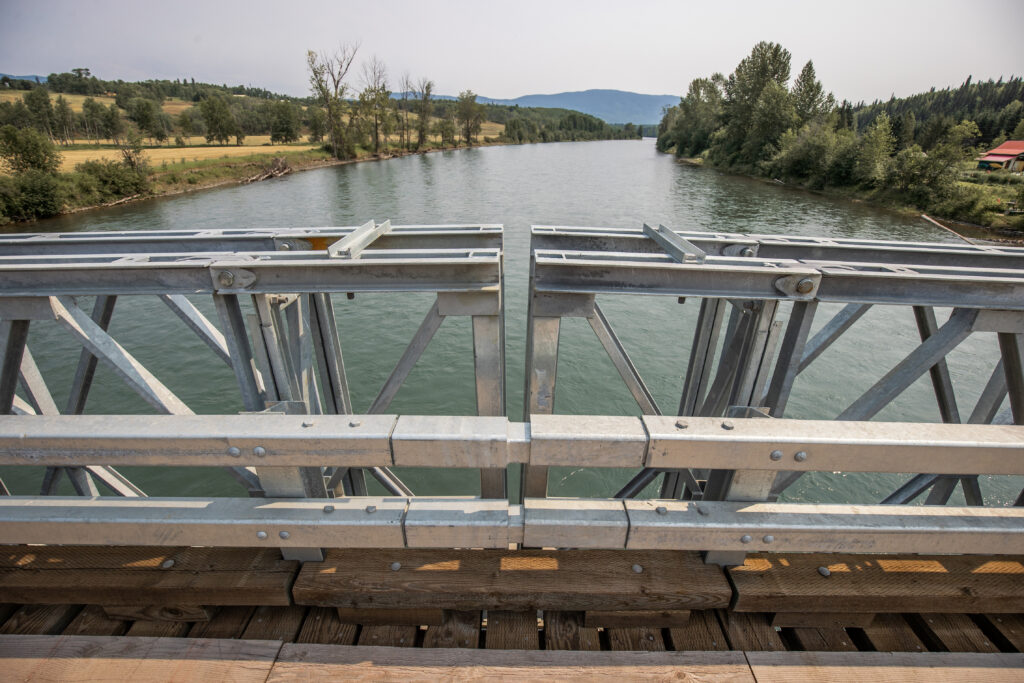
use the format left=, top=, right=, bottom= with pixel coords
left=2, top=91, right=192, bottom=117
left=57, top=141, right=320, bottom=172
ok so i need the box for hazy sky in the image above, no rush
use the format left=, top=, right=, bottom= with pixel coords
left=2, top=0, right=1021, bottom=103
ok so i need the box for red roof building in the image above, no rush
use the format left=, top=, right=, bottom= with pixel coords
left=977, top=140, right=1024, bottom=171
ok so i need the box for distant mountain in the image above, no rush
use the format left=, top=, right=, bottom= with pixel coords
left=395, top=88, right=678, bottom=125
left=479, top=89, right=677, bottom=125
left=0, top=73, right=47, bottom=83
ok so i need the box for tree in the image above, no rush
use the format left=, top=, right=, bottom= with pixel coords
left=399, top=72, right=413, bottom=150
left=177, top=110, right=195, bottom=143
left=306, top=105, right=326, bottom=142
left=456, top=90, right=484, bottom=145
left=0, top=124, right=62, bottom=173
left=199, top=95, right=238, bottom=144
left=742, top=80, right=797, bottom=163
left=716, top=41, right=792, bottom=164
left=359, top=55, right=391, bottom=154
left=23, top=87, right=54, bottom=139
left=414, top=77, right=434, bottom=150
left=792, top=60, right=833, bottom=125
left=270, top=101, right=301, bottom=143
left=102, top=103, right=124, bottom=142
left=854, top=112, right=895, bottom=186
left=306, top=44, right=359, bottom=159
left=53, top=95, right=75, bottom=145
left=81, top=97, right=106, bottom=144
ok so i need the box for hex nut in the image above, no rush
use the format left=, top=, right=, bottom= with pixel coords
left=217, top=271, right=235, bottom=287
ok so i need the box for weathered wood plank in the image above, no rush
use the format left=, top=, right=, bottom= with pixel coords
left=240, top=606, right=307, bottom=642
left=334, top=607, right=444, bottom=625
left=607, top=627, right=666, bottom=651
left=125, top=620, right=191, bottom=637
left=423, top=610, right=480, bottom=649
left=0, top=634, right=282, bottom=682
left=786, top=627, right=859, bottom=651
left=745, top=651, right=1024, bottom=683
left=357, top=625, right=419, bottom=647
left=0, top=546, right=298, bottom=607
left=772, top=612, right=875, bottom=629
left=485, top=611, right=538, bottom=650
left=543, top=611, right=600, bottom=651
left=104, top=605, right=216, bottom=622
left=984, top=614, right=1024, bottom=651
left=721, top=611, right=786, bottom=651
left=0, top=604, right=81, bottom=635
left=585, top=610, right=690, bottom=628
left=668, top=610, right=730, bottom=651
left=188, top=607, right=256, bottom=639
left=294, top=549, right=729, bottom=611
left=730, top=554, right=1024, bottom=614
left=63, top=605, right=128, bottom=637
left=295, top=607, right=358, bottom=645
left=908, top=613, right=1000, bottom=653
left=267, top=644, right=755, bottom=681
left=860, top=614, right=927, bottom=652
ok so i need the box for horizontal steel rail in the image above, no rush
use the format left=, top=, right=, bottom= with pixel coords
left=0, top=224, right=504, bottom=255
left=0, top=414, right=1021, bottom=475
left=0, top=496, right=1020, bottom=555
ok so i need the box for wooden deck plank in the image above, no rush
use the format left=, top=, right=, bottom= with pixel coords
left=357, top=625, right=419, bottom=647
left=188, top=607, right=256, bottom=639
left=908, top=613, right=1000, bottom=653
left=984, top=614, right=1024, bottom=651
left=295, top=607, right=358, bottom=645
left=0, top=634, right=282, bottom=682
left=543, top=611, right=601, bottom=651
left=772, top=613, right=875, bottom=629
left=721, top=611, right=786, bottom=651
left=267, top=644, right=755, bottom=681
left=125, top=620, right=191, bottom=637
left=0, top=604, right=81, bottom=635
left=745, top=651, right=1024, bottom=682
left=423, top=610, right=480, bottom=649
left=786, top=627, right=859, bottom=652
left=104, top=605, right=215, bottom=622
left=485, top=611, right=539, bottom=650
left=730, top=554, right=1024, bottom=614
left=62, top=606, right=128, bottom=637
left=240, top=606, right=307, bottom=642
left=607, top=627, right=666, bottom=651
left=859, top=614, right=926, bottom=652
left=668, top=610, right=730, bottom=651
left=0, top=546, right=298, bottom=607
left=293, top=549, right=730, bottom=611
left=335, top=607, right=444, bottom=625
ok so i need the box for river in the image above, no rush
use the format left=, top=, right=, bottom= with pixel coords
left=3, top=139, right=1019, bottom=505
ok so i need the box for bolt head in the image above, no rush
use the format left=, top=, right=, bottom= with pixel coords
left=302, top=421, right=315, bottom=428
left=227, top=446, right=241, bottom=457
left=390, top=562, right=401, bottom=571
left=217, top=270, right=235, bottom=287
left=365, top=505, right=377, bottom=513
left=740, top=534, right=753, bottom=544
left=279, top=531, right=290, bottom=539
left=795, top=278, right=815, bottom=294
left=254, top=446, right=266, bottom=457
left=323, top=505, right=335, bottom=513
left=763, top=535, right=774, bottom=544
left=655, top=506, right=668, bottom=515
left=279, top=243, right=291, bottom=250
left=769, top=450, right=783, bottom=461
left=741, top=247, right=755, bottom=257
left=697, top=506, right=709, bottom=516
left=161, top=559, right=175, bottom=569
left=794, top=451, right=808, bottom=462
left=632, top=564, right=643, bottom=574
left=721, top=421, right=734, bottom=430
left=818, top=566, right=831, bottom=577
left=256, top=531, right=268, bottom=540
left=675, top=419, right=688, bottom=429
left=349, top=420, right=361, bottom=428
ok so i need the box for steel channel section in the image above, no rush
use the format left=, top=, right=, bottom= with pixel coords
left=0, top=496, right=1021, bottom=555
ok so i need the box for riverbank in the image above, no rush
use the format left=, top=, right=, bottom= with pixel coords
left=676, top=156, right=1024, bottom=243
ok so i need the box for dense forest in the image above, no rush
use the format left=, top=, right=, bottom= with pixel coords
left=656, top=42, right=1024, bottom=229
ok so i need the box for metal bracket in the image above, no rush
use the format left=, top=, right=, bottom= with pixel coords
left=643, top=223, right=707, bottom=263
left=328, top=220, right=392, bottom=259
left=210, top=267, right=257, bottom=291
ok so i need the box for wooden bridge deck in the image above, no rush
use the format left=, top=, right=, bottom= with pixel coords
left=2, top=545, right=1024, bottom=680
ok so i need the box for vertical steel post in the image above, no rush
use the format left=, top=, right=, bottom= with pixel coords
left=0, top=320, right=30, bottom=415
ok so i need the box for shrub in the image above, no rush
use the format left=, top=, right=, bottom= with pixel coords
left=13, top=169, right=62, bottom=219
left=73, top=159, right=148, bottom=202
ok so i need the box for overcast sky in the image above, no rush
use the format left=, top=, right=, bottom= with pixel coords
left=2, top=0, right=1021, bottom=103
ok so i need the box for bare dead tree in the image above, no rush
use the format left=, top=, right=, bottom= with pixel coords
left=306, top=43, right=359, bottom=159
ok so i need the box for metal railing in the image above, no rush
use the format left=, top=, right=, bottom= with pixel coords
left=0, top=223, right=1022, bottom=562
